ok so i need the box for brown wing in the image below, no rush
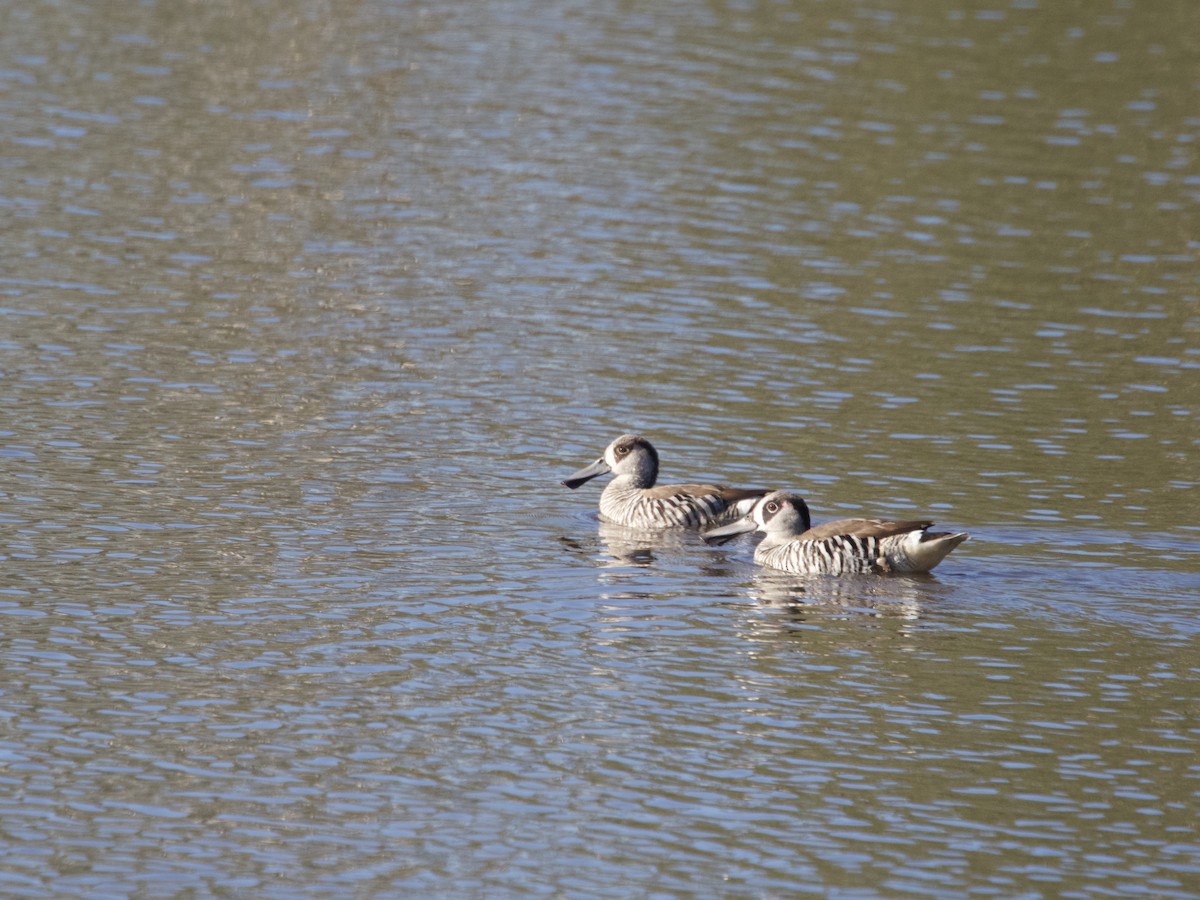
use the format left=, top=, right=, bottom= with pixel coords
left=799, top=517, right=933, bottom=541
left=641, top=483, right=767, bottom=502
left=640, top=482, right=716, bottom=500
left=715, top=486, right=770, bottom=504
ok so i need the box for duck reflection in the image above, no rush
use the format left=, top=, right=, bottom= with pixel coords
left=593, top=520, right=698, bottom=567
left=747, top=569, right=932, bottom=619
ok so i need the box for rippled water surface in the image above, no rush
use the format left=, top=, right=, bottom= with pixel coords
left=2, top=0, right=1198, bottom=896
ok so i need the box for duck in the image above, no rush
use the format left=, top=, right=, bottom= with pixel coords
left=561, top=434, right=769, bottom=529
left=702, top=490, right=968, bottom=575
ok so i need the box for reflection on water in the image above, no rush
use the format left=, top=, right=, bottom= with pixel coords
left=1, top=0, right=1198, bottom=896
left=593, top=520, right=708, bottom=568
left=747, top=569, right=929, bottom=621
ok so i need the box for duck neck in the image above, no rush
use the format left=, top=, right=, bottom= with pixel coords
left=757, top=531, right=792, bottom=549
left=612, top=460, right=657, bottom=491
left=604, top=473, right=650, bottom=496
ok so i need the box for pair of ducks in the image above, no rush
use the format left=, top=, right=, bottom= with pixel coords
left=563, top=434, right=968, bottom=575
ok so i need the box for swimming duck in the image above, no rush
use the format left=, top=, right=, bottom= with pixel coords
left=561, top=434, right=768, bottom=529
left=703, top=490, right=968, bottom=575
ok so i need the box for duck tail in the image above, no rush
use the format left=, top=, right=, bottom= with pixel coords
left=908, top=530, right=969, bottom=572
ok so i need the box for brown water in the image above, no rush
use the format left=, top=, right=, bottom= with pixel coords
left=1, top=0, right=1198, bottom=896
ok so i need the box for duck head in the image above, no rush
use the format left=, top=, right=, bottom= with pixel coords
left=701, top=490, right=812, bottom=545
left=561, top=434, right=660, bottom=490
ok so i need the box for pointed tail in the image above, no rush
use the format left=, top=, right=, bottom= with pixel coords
left=910, top=531, right=969, bottom=572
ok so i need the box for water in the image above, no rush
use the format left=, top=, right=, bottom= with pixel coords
left=2, top=0, right=1198, bottom=896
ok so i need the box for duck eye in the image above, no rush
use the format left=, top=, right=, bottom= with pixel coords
left=765, top=501, right=779, bottom=513
left=615, top=445, right=629, bottom=456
